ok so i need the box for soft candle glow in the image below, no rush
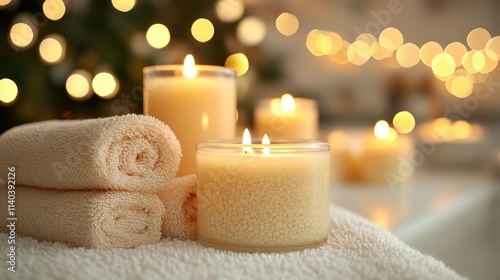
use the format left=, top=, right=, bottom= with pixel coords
left=262, top=133, right=270, bottom=154
left=242, top=128, right=253, bottom=154
left=374, top=120, right=390, bottom=140
left=281, top=93, right=296, bottom=113
left=183, top=54, right=197, bottom=78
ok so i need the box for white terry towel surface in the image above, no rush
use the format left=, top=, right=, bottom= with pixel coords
left=157, top=174, right=197, bottom=240
left=0, top=204, right=464, bottom=280
left=0, top=185, right=165, bottom=249
left=0, top=114, right=181, bottom=192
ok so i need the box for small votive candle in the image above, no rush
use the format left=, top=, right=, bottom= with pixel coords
left=254, top=93, right=318, bottom=140
left=196, top=129, right=330, bottom=253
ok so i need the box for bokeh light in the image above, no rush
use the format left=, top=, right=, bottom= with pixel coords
left=486, top=36, right=500, bottom=60
left=357, top=33, right=378, bottom=55
left=92, top=72, right=119, bottom=99
left=276, top=12, right=299, bottom=36
left=215, top=0, right=244, bottom=23
left=450, top=76, right=474, bottom=98
left=431, top=53, right=456, bottom=78
left=39, top=34, right=66, bottom=64
left=0, top=0, right=12, bottom=6
left=191, top=18, right=214, bottom=43
left=467, top=27, right=491, bottom=50
left=111, top=0, right=136, bottom=12
left=347, top=40, right=370, bottom=65
left=66, top=70, right=92, bottom=100
left=444, top=42, right=467, bottom=66
left=146, top=23, right=170, bottom=49
left=9, top=22, right=35, bottom=49
left=237, top=17, right=266, bottom=46
left=225, top=53, right=249, bottom=76
left=462, top=50, right=479, bottom=73
left=43, top=0, right=66, bottom=21
left=0, top=78, right=18, bottom=104
left=472, top=50, right=486, bottom=72
left=420, top=41, right=443, bottom=67
left=328, top=40, right=350, bottom=64
left=378, top=27, right=403, bottom=51
left=393, top=111, right=415, bottom=134
left=372, top=43, right=393, bottom=60
left=478, top=49, right=498, bottom=74
left=374, top=120, right=390, bottom=140
left=396, top=43, right=420, bottom=68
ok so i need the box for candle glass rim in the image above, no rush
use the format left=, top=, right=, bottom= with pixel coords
left=143, top=65, right=236, bottom=78
left=197, top=139, right=330, bottom=153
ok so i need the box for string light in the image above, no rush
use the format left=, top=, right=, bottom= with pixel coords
left=111, top=0, right=136, bottom=12
left=379, top=27, right=403, bottom=51
left=39, top=34, right=66, bottom=64
left=225, top=53, right=249, bottom=76
left=146, top=23, right=170, bottom=49
left=467, top=28, right=491, bottom=50
left=43, top=0, right=66, bottom=21
left=191, top=18, right=214, bottom=43
left=9, top=22, right=35, bottom=49
left=0, top=78, right=18, bottom=105
left=393, top=111, right=415, bottom=134
left=396, top=43, right=420, bottom=68
left=237, top=17, right=266, bottom=46
left=92, top=72, right=119, bottom=99
left=215, top=0, right=244, bottom=23
left=276, top=12, right=299, bottom=36
left=420, top=41, right=442, bottom=67
left=66, top=70, right=92, bottom=100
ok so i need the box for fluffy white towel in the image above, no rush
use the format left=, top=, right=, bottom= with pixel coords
left=0, top=205, right=463, bottom=280
left=0, top=114, right=181, bottom=192
left=157, top=174, right=197, bottom=240
left=0, top=185, right=165, bottom=249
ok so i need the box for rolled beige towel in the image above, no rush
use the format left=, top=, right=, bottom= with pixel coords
left=0, top=114, right=181, bottom=192
left=157, top=174, right=197, bottom=240
left=0, top=185, right=165, bottom=249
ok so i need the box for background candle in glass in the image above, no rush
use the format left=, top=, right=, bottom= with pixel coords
left=363, top=121, right=414, bottom=184
left=144, top=55, right=237, bottom=175
left=254, top=93, right=318, bottom=140
left=196, top=130, right=330, bottom=253
left=328, top=122, right=414, bottom=185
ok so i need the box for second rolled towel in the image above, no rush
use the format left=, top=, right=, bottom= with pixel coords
left=157, top=174, right=197, bottom=240
left=0, top=114, right=181, bottom=192
left=0, top=185, right=165, bottom=249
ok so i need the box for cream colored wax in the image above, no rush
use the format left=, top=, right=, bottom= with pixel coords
left=196, top=141, right=330, bottom=253
left=144, top=63, right=236, bottom=176
left=254, top=94, right=318, bottom=140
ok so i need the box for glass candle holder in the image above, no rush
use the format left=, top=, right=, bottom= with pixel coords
left=144, top=64, right=236, bottom=176
left=196, top=140, right=330, bottom=253
left=253, top=96, right=318, bottom=140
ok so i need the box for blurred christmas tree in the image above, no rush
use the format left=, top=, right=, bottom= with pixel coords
left=0, top=0, right=281, bottom=133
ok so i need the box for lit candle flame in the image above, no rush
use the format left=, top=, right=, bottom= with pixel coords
left=281, top=93, right=295, bottom=113
left=183, top=54, right=197, bottom=78
left=262, top=133, right=270, bottom=154
left=374, top=120, right=390, bottom=140
left=242, top=128, right=253, bottom=154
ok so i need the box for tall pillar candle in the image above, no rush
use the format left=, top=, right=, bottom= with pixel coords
left=144, top=55, right=237, bottom=175
left=254, top=94, right=318, bottom=140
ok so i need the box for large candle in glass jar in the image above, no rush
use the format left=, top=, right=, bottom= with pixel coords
left=196, top=129, right=330, bottom=253
left=144, top=55, right=237, bottom=175
left=254, top=94, right=318, bottom=140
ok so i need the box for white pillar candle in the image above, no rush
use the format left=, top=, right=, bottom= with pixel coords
left=144, top=55, right=237, bottom=176
left=196, top=129, right=330, bottom=253
left=254, top=93, right=318, bottom=140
